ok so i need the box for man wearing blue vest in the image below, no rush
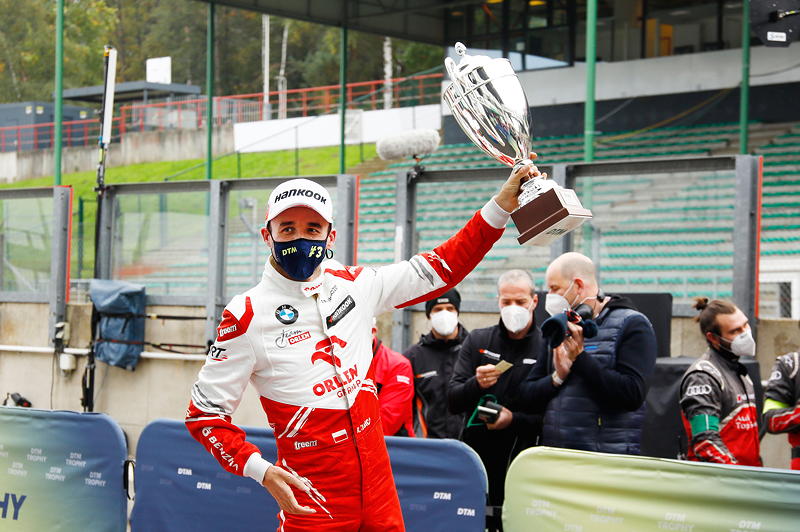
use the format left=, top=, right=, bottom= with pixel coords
left=520, top=252, right=657, bottom=454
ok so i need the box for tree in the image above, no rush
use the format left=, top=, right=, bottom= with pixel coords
left=0, top=0, right=116, bottom=103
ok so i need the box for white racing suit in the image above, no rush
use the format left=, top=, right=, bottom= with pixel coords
left=186, top=200, right=509, bottom=531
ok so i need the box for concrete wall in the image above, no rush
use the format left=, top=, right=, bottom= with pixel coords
left=234, top=104, right=442, bottom=153
left=1, top=301, right=798, bottom=468
left=0, top=126, right=234, bottom=183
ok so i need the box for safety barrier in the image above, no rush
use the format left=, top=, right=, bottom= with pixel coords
left=0, top=407, right=128, bottom=531
left=131, top=419, right=487, bottom=532
left=503, top=446, right=800, bottom=532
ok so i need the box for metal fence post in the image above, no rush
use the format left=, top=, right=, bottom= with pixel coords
left=732, top=154, right=761, bottom=328
left=391, top=170, right=416, bottom=352
left=549, top=164, right=571, bottom=260
left=335, top=174, right=357, bottom=266
left=49, top=187, right=71, bottom=343
left=206, top=180, right=228, bottom=345
left=95, top=186, right=115, bottom=280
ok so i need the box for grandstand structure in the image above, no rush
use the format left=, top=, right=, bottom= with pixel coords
left=357, top=119, right=800, bottom=317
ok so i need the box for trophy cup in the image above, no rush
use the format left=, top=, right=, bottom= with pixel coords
left=443, top=42, right=592, bottom=246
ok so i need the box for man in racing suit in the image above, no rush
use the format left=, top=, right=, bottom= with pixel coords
left=763, top=351, right=800, bottom=469
left=679, top=298, right=761, bottom=466
left=185, top=163, right=542, bottom=531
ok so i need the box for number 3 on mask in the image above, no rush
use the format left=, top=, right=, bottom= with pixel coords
left=308, top=246, right=324, bottom=258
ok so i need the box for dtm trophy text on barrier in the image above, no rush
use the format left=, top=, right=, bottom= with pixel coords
left=443, top=42, right=592, bottom=246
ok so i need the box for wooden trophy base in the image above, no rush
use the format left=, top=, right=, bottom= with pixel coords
left=510, top=187, right=593, bottom=246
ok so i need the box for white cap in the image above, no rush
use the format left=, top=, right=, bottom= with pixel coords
left=266, top=179, right=333, bottom=224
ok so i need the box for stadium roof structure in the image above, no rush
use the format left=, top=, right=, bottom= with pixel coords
left=191, top=0, right=474, bottom=45
left=62, top=81, right=202, bottom=104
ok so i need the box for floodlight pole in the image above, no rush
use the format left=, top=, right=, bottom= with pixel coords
left=54, top=0, right=64, bottom=185
left=339, top=25, right=348, bottom=174
left=206, top=1, right=215, bottom=180
left=584, top=0, right=597, bottom=163
left=739, top=0, right=751, bottom=154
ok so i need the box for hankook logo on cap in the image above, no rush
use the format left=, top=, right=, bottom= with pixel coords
left=275, top=304, right=298, bottom=324
left=274, top=188, right=327, bottom=203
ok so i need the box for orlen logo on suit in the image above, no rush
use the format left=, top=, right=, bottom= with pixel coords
left=312, top=365, right=360, bottom=398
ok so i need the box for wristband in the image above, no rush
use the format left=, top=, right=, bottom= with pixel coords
left=552, top=371, right=564, bottom=387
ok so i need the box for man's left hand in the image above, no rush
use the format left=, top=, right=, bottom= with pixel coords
left=562, top=321, right=584, bottom=361
left=486, top=406, right=513, bottom=430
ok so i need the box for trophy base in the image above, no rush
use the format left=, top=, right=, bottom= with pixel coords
left=511, top=187, right=593, bottom=246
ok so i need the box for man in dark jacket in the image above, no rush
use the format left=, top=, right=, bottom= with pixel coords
left=404, top=289, right=468, bottom=439
left=448, top=270, right=543, bottom=531
left=520, top=252, right=657, bottom=455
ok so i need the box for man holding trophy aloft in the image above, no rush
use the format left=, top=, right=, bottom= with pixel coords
left=187, top=41, right=592, bottom=532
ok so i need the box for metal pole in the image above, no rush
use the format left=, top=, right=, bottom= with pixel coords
left=205, top=2, right=215, bottom=180
left=339, top=25, right=348, bottom=174
left=262, top=14, right=270, bottom=120
left=77, top=197, right=84, bottom=279
left=54, top=0, right=64, bottom=185
left=584, top=0, right=597, bottom=162
left=295, top=126, right=300, bottom=176
left=739, top=0, right=751, bottom=154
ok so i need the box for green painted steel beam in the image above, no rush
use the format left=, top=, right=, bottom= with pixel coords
left=339, top=26, right=348, bottom=174
left=206, top=2, right=215, bottom=179
left=54, top=0, right=64, bottom=185
left=739, top=0, right=751, bottom=154
left=584, top=0, right=597, bottom=163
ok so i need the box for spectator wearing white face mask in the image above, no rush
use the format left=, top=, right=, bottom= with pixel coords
left=519, top=252, right=657, bottom=456
left=448, top=270, right=543, bottom=531
left=403, top=289, right=468, bottom=439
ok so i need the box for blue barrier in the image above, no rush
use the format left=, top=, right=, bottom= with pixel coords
left=0, top=407, right=127, bottom=532
left=131, top=419, right=487, bottom=531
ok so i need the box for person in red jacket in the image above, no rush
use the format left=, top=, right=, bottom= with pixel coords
left=372, top=320, right=415, bottom=437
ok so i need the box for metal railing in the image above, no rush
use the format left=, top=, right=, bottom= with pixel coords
left=94, top=175, right=357, bottom=343
left=386, top=156, right=762, bottom=351
left=0, top=72, right=443, bottom=153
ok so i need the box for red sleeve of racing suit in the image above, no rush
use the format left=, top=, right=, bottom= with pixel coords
left=376, top=345, right=415, bottom=436
left=763, top=353, right=800, bottom=434
left=185, top=295, right=262, bottom=478
left=679, top=370, right=737, bottom=465
left=365, top=201, right=507, bottom=315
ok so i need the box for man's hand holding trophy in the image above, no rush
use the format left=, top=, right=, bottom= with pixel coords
left=443, top=42, right=592, bottom=246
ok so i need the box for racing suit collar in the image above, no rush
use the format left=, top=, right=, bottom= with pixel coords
left=263, top=257, right=336, bottom=297
left=708, top=347, right=748, bottom=376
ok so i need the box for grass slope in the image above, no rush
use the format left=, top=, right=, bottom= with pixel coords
left=0, top=144, right=377, bottom=280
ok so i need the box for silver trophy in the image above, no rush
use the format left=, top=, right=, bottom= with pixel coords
left=443, top=42, right=592, bottom=246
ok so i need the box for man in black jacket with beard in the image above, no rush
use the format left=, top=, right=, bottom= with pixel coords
left=448, top=271, right=543, bottom=531
left=404, top=289, right=468, bottom=439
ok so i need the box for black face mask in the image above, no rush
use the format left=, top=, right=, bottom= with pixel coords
left=268, top=225, right=330, bottom=281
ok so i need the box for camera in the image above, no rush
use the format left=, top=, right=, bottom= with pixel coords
left=541, top=309, right=598, bottom=350
left=476, top=400, right=502, bottom=424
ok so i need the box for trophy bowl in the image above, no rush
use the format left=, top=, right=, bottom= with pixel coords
left=443, top=42, right=592, bottom=246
